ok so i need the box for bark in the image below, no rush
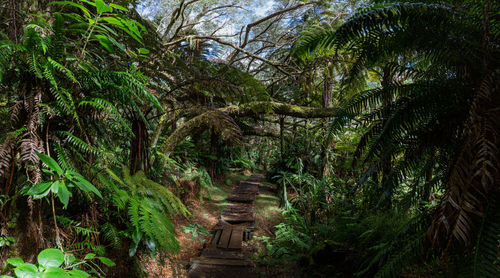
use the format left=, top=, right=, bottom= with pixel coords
left=161, top=101, right=338, bottom=156
left=220, top=101, right=338, bottom=118
left=320, top=75, right=334, bottom=177
left=279, top=116, right=285, bottom=160
left=129, top=118, right=149, bottom=174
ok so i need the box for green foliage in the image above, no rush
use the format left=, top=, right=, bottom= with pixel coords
left=182, top=164, right=215, bottom=201
left=0, top=236, right=13, bottom=248
left=2, top=248, right=114, bottom=278
left=293, top=0, right=500, bottom=267
left=255, top=209, right=313, bottom=262
left=99, top=167, right=189, bottom=256
left=26, top=153, right=101, bottom=208
left=182, top=223, right=210, bottom=242
left=57, top=216, right=105, bottom=255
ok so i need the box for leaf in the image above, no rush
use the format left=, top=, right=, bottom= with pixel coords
left=6, top=257, right=24, bottom=267
left=57, top=183, right=70, bottom=208
left=106, top=35, right=125, bottom=52
left=66, top=254, right=76, bottom=264
left=95, top=0, right=113, bottom=14
left=36, top=153, right=63, bottom=176
left=83, top=253, right=95, bottom=260
left=129, top=230, right=142, bottom=257
left=51, top=180, right=60, bottom=194
left=41, top=267, right=70, bottom=278
left=97, top=257, right=115, bottom=266
left=145, top=238, right=156, bottom=254
left=138, top=48, right=149, bottom=55
left=13, top=263, right=38, bottom=278
left=67, top=270, right=90, bottom=278
left=80, top=0, right=96, bottom=7
left=49, top=1, right=91, bottom=18
left=27, top=181, right=53, bottom=196
left=38, top=248, right=65, bottom=268
left=94, top=35, right=114, bottom=53
left=109, top=3, right=128, bottom=11
left=68, top=171, right=102, bottom=198
left=99, top=16, right=124, bottom=27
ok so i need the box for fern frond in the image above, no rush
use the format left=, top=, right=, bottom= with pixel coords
left=59, top=131, right=97, bottom=155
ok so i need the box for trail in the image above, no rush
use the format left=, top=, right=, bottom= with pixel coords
left=187, top=174, right=264, bottom=278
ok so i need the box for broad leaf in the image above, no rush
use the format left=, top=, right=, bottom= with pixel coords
left=38, top=248, right=64, bottom=268
left=68, top=171, right=102, bottom=198
left=6, top=257, right=24, bottom=267
left=80, top=0, right=96, bottom=7
left=57, top=183, right=71, bottom=208
left=27, top=182, right=52, bottom=196
left=13, top=263, right=38, bottom=278
left=41, top=267, right=70, bottom=278
left=67, top=270, right=90, bottom=278
left=36, top=153, right=63, bottom=176
left=83, top=253, right=95, bottom=260
left=109, top=3, right=128, bottom=11
left=51, top=181, right=60, bottom=194
left=97, top=257, right=115, bottom=266
left=95, top=0, right=113, bottom=14
left=138, top=48, right=150, bottom=54
left=94, top=35, right=115, bottom=53
left=49, top=1, right=91, bottom=18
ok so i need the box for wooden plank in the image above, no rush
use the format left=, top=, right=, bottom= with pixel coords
left=190, top=257, right=252, bottom=266
left=228, top=229, right=243, bottom=249
left=202, top=249, right=245, bottom=259
left=209, top=229, right=222, bottom=248
left=227, top=193, right=256, bottom=203
left=221, top=215, right=254, bottom=223
left=187, top=174, right=263, bottom=278
left=217, top=227, right=232, bottom=249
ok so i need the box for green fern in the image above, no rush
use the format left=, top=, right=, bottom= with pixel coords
left=59, top=131, right=97, bottom=155
left=101, top=167, right=189, bottom=255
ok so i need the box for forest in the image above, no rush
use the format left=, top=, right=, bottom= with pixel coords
left=0, top=0, right=498, bottom=277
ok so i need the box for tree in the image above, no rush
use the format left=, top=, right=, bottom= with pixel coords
left=294, top=0, right=499, bottom=271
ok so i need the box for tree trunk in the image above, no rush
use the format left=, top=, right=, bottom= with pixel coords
left=279, top=116, right=285, bottom=161
left=320, top=74, right=333, bottom=177
left=129, top=118, right=149, bottom=174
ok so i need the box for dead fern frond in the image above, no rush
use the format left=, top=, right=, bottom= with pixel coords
left=430, top=71, right=500, bottom=250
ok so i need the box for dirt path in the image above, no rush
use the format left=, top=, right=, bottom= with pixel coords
left=187, top=174, right=264, bottom=278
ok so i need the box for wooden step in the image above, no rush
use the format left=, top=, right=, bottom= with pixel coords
left=187, top=174, right=263, bottom=278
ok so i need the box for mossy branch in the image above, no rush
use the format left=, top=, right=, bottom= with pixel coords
left=160, top=110, right=242, bottom=155
left=161, top=101, right=337, bottom=155
left=181, top=101, right=338, bottom=119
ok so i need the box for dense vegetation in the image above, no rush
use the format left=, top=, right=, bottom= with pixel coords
left=0, top=0, right=498, bottom=277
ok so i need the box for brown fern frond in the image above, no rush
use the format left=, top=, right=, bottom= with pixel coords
left=19, top=136, right=42, bottom=165
left=430, top=71, right=500, bottom=250
left=9, top=101, right=23, bottom=126
left=0, top=139, right=15, bottom=178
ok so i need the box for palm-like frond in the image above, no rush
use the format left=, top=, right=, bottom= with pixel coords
left=293, top=0, right=500, bottom=269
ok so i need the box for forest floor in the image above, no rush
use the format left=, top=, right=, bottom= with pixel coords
left=139, top=171, right=282, bottom=277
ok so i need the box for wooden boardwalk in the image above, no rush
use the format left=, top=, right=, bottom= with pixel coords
left=187, top=174, right=263, bottom=278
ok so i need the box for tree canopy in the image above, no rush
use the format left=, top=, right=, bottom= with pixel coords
left=0, top=0, right=498, bottom=277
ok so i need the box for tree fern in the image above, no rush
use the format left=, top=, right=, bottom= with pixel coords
left=473, top=200, right=500, bottom=278
left=294, top=0, right=499, bottom=260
